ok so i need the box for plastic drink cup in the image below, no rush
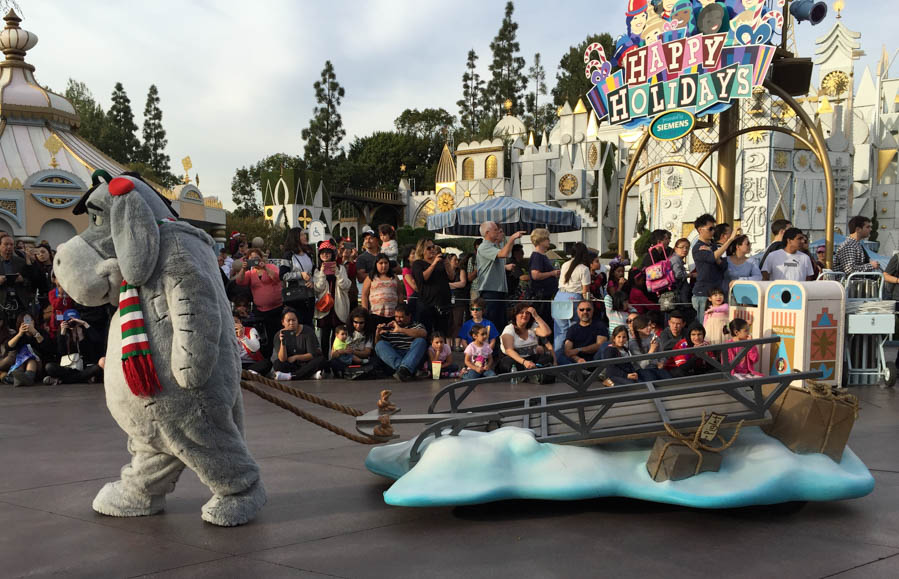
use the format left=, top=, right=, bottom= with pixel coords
left=431, top=361, right=442, bottom=380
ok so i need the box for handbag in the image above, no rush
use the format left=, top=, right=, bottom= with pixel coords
left=645, top=243, right=676, bottom=294
left=315, top=292, right=334, bottom=313
left=61, top=352, right=84, bottom=371
left=282, top=255, right=314, bottom=303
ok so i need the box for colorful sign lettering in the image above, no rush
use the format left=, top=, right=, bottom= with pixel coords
left=587, top=0, right=782, bottom=127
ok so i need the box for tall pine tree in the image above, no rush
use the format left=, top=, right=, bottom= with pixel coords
left=552, top=33, right=615, bottom=107
left=104, top=82, right=141, bottom=164
left=301, top=60, right=346, bottom=177
left=140, top=84, right=173, bottom=184
left=456, top=49, right=484, bottom=139
left=525, top=52, right=548, bottom=131
left=485, top=2, right=526, bottom=117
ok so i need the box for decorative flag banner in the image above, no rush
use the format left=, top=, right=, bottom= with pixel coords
left=585, top=0, right=784, bottom=128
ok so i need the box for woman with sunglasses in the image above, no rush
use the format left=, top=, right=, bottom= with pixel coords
left=412, top=238, right=451, bottom=334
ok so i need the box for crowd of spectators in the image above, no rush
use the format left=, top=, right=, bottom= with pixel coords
left=1, top=210, right=883, bottom=389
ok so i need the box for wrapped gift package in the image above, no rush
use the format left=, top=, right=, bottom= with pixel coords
left=646, top=436, right=723, bottom=482
left=762, top=382, right=858, bottom=462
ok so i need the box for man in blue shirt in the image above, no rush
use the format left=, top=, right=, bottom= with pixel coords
left=691, top=214, right=739, bottom=316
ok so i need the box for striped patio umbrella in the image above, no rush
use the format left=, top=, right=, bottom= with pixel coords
left=427, top=197, right=581, bottom=236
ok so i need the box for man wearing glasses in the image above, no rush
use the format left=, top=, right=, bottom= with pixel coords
left=560, top=300, right=608, bottom=365
left=691, top=214, right=739, bottom=316
left=476, top=221, right=524, bottom=331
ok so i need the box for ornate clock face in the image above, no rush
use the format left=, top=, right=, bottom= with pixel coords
left=558, top=174, right=578, bottom=196
left=821, top=70, right=849, bottom=97
left=437, top=192, right=455, bottom=212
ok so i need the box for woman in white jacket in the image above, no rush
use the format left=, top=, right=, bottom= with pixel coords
left=312, top=239, right=352, bottom=355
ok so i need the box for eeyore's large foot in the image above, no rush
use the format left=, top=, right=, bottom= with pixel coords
left=92, top=481, right=165, bottom=517
left=201, top=479, right=266, bottom=527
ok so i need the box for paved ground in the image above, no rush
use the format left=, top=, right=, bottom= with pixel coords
left=1, top=369, right=898, bottom=578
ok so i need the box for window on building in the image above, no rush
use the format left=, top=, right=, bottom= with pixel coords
left=462, top=158, right=474, bottom=181
left=485, top=155, right=498, bottom=179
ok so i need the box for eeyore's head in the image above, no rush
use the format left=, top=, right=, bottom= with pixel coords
left=54, top=171, right=178, bottom=306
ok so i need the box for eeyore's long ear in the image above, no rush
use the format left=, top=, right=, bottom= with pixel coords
left=108, top=177, right=160, bottom=286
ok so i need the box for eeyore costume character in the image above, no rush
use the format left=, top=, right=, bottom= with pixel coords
left=53, top=171, right=265, bottom=526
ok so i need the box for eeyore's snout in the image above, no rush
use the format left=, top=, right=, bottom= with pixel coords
left=55, top=236, right=123, bottom=306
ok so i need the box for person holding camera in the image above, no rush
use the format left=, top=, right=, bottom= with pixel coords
left=272, top=308, right=326, bottom=380
left=374, top=303, right=427, bottom=382
left=42, top=309, right=103, bottom=385
left=233, top=247, right=283, bottom=360
left=2, top=311, right=50, bottom=386
left=280, top=228, right=316, bottom=325
left=412, top=238, right=451, bottom=335
left=0, top=234, right=36, bottom=326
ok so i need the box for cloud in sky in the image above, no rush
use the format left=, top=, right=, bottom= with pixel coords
left=19, top=0, right=895, bottom=210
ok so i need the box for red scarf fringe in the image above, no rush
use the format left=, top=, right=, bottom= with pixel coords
left=123, top=354, right=162, bottom=397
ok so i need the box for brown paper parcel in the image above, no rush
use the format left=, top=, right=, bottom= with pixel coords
left=647, top=436, right=723, bottom=482
left=762, top=382, right=858, bottom=462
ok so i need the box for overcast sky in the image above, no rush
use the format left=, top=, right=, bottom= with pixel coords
left=21, top=0, right=893, bottom=210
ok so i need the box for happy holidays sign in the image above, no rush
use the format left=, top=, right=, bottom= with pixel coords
left=585, top=0, right=781, bottom=128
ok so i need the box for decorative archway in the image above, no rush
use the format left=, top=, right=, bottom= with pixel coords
left=617, top=80, right=837, bottom=267
left=38, top=218, right=77, bottom=249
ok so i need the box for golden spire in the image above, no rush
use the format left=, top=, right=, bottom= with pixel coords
left=573, top=98, right=587, bottom=114
left=834, top=0, right=844, bottom=18
left=435, top=143, right=456, bottom=185
left=181, top=156, right=192, bottom=184
left=503, top=99, right=513, bottom=115
left=527, top=130, right=535, bottom=147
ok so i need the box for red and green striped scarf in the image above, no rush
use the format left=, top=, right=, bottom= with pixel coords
left=116, top=216, right=176, bottom=397
left=119, top=280, right=160, bottom=397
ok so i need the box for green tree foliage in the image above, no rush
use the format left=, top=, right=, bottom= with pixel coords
left=335, top=131, right=440, bottom=192
left=457, top=49, right=485, bottom=139
left=394, top=108, right=455, bottom=140
left=396, top=226, right=435, bottom=248
left=485, top=2, right=527, bottom=117
left=225, top=213, right=289, bottom=256
left=65, top=79, right=108, bottom=147
left=551, top=33, right=615, bottom=107
left=104, top=82, right=142, bottom=164
left=231, top=153, right=306, bottom=218
left=140, top=84, right=175, bottom=186
left=301, top=60, right=346, bottom=178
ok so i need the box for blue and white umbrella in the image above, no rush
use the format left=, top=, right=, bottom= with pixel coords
left=427, top=197, right=581, bottom=236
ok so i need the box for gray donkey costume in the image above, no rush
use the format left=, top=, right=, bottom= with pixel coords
left=53, top=171, right=265, bottom=526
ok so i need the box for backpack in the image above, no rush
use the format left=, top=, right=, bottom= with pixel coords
left=644, top=243, right=676, bottom=294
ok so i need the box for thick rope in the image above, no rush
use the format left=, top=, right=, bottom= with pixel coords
left=240, top=370, right=364, bottom=417
left=240, top=379, right=380, bottom=444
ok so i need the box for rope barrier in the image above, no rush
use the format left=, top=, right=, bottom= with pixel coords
left=239, top=379, right=379, bottom=445
left=240, top=370, right=364, bottom=417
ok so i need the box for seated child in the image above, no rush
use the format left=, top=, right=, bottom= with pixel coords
left=234, top=312, right=272, bottom=376
left=599, top=326, right=639, bottom=386
left=462, top=324, right=496, bottom=381
left=331, top=324, right=363, bottom=366
left=427, top=331, right=460, bottom=378
left=668, top=325, right=711, bottom=377
left=458, top=297, right=499, bottom=350
left=726, top=318, right=762, bottom=379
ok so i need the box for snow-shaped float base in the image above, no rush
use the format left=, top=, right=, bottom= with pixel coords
left=365, top=427, right=875, bottom=508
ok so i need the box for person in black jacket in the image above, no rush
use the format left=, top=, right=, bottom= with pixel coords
left=0, top=234, right=37, bottom=326
left=272, top=308, right=326, bottom=380
left=42, top=309, right=103, bottom=385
